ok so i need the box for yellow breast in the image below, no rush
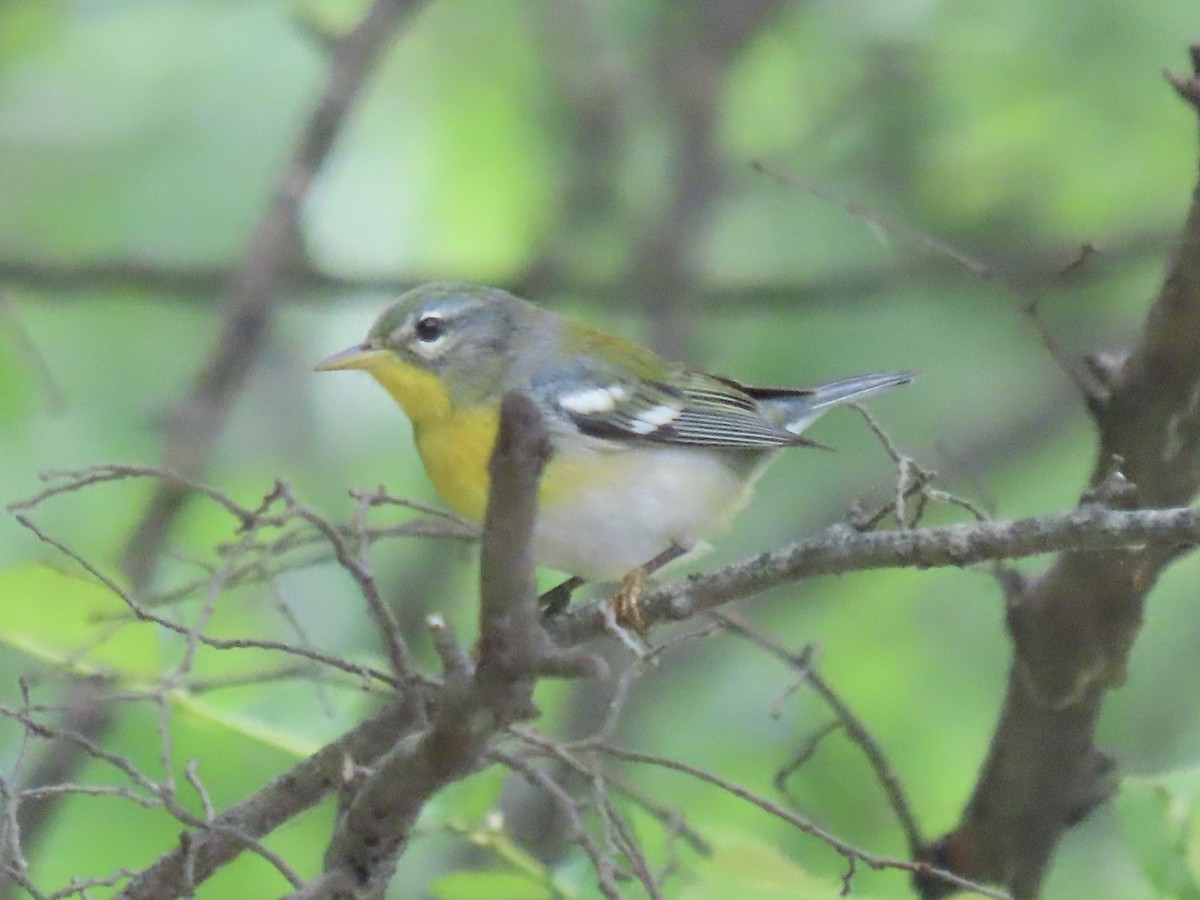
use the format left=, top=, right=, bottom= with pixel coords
left=416, top=411, right=624, bottom=524
left=415, top=408, right=498, bottom=522
left=367, top=358, right=602, bottom=524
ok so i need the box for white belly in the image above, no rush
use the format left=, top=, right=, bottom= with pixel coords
left=533, top=445, right=769, bottom=581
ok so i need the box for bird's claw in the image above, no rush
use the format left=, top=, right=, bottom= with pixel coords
left=611, top=567, right=648, bottom=637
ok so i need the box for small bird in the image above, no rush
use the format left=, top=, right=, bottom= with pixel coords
left=317, top=283, right=910, bottom=629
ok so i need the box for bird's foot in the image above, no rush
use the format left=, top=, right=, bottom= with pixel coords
left=607, top=542, right=692, bottom=639
left=611, top=566, right=648, bottom=637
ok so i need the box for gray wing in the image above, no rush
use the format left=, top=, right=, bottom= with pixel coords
left=530, top=363, right=805, bottom=450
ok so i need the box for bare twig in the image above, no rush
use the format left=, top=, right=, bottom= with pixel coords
left=848, top=402, right=991, bottom=529
left=7, top=465, right=259, bottom=524
left=0, top=702, right=304, bottom=892
left=0, top=677, right=114, bottom=900
left=488, top=750, right=623, bottom=900
left=753, top=161, right=998, bottom=281
left=510, top=725, right=712, bottom=858
left=115, top=690, right=429, bottom=900
left=713, top=610, right=924, bottom=859
left=280, top=485, right=410, bottom=678
left=1024, top=298, right=1112, bottom=402
left=12, top=512, right=404, bottom=689
left=593, top=777, right=662, bottom=899
left=592, top=744, right=1009, bottom=899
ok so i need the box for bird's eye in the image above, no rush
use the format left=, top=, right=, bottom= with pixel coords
left=414, top=315, right=446, bottom=343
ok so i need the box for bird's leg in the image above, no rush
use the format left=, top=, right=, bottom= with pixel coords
left=612, top=542, right=691, bottom=636
left=539, top=576, right=586, bottom=620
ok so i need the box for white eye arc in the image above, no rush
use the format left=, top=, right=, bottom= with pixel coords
left=414, top=314, right=447, bottom=343
left=406, top=313, right=453, bottom=359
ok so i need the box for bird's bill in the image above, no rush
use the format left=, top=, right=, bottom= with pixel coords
left=314, top=343, right=390, bottom=372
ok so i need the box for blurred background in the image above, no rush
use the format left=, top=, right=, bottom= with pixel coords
left=2, top=0, right=1199, bottom=897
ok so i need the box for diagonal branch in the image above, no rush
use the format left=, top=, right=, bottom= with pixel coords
left=113, top=691, right=429, bottom=900
left=120, top=0, right=429, bottom=591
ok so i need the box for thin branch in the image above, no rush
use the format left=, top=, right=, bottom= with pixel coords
left=0, top=703, right=305, bottom=892
left=752, top=161, right=1001, bottom=281
left=12, top=512, right=404, bottom=689
left=488, top=750, right=623, bottom=900
left=593, top=779, right=662, bottom=899
left=7, top=465, right=260, bottom=524
left=713, top=610, right=924, bottom=858
left=510, top=726, right=712, bottom=858
left=279, top=485, right=410, bottom=678
left=115, top=690, right=429, bottom=900
left=592, top=744, right=1008, bottom=899
left=0, top=677, right=114, bottom=900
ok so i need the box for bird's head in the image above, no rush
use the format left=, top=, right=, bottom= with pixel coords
left=316, top=283, right=530, bottom=421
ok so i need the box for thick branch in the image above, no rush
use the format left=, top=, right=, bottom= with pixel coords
left=114, top=692, right=428, bottom=900
left=304, top=395, right=600, bottom=900
left=924, top=48, right=1200, bottom=900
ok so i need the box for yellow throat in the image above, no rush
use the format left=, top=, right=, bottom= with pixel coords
left=360, top=358, right=493, bottom=523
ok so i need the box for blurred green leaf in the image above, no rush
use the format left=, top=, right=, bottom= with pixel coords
left=680, top=839, right=878, bottom=900
left=1117, top=770, right=1200, bottom=898
left=0, top=0, right=65, bottom=63
left=0, top=563, right=320, bottom=758
left=0, top=562, right=161, bottom=678
left=432, top=870, right=556, bottom=900
left=427, top=765, right=509, bottom=824
left=431, top=801, right=566, bottom=897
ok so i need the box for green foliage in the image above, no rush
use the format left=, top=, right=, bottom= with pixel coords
left=680, top=839, right=875, bottom=900
left=0, top=563, right=162, bottom=678
left=0, top=563, right=323, bottom=758
left=433, top=870, right=556, bottom=900
left=2, top=0, right=1199, bottom=897
left=1118, top=769, right=1200, bottom=897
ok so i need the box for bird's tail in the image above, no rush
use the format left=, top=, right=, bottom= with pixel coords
left=751, top=371, right=914, bottom=437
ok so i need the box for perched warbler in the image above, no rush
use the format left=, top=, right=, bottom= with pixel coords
left=317, top=283, right=910, bottom=619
